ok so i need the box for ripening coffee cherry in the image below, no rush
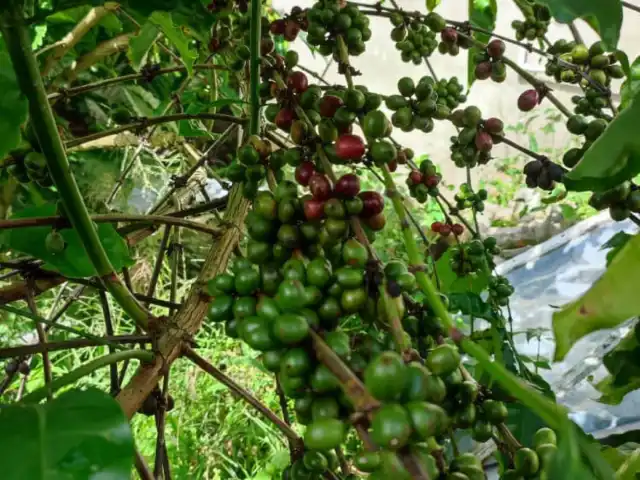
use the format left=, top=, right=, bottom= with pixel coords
left=487, top=39, right=506, bottom=59
left=295, top=161, right=316, bottom=186
left=287, top=71, right=309, bottom=93
left=275, top=108, right=295, bottom=130
left=441, top=27, right=458, bottom=44
left=335, top=134, right=365, bottom=161
left=518, top=89, right=539, bottom=112
left=335, top=174, right=361, bottom=198
left=475, top=61, right=492, bottom=80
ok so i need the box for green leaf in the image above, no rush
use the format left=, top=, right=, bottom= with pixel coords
left=620, top=56, right=640, bottom=110
left=0, top=51, right=28, bottom=159
left=0, top=388, right=134, bottom=479
left=0, top=204, right=134, bottom=278
left=614, top=447, right=640, bottom=479
left=127, top=21, right=159, bottom=71
left=596, top=329, right=640, bottom=404
left=435, top=250, right=489, bottom=295
left=552, top=233, right=640, bottom=361
left=602, top=231, right=633, bottom=266
left=535, top=0, right=622, bottom=49
left=546, top=422, right=597, bottom=480
left=600, top=445, right=633, bottom=471
left=426, top=0, right=441, bottom=11
left=447, top=292, right=494, bottom=320
left=467, top=0, right=497, bottom=87
left=148, top=11, right=197, bottom=76
left=563, top=90, right=640, bottom=192
left=506, top=403, right=545, bottom=446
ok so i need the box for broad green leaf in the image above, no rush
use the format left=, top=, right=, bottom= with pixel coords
left=426, top=0, right=441, bottom=11
left=0, top=51, right=28, bottom=159
left=620, top=56, right=640, bottom=110
left=546, top=422, right=598, bottom=480
left=0, top=388, right=134, bottom=479
left=602, top=231, right=633, bottom=266
left=435, top=250, right=489, bottom=295
left=535, top=0, right=622, bottom=49
left=596, top=330, right=640, bottom=404
left=149, top=11, right=197, bottom=76
left=615, top=448, right=640, bottom=480
left=552, top=233, right=640, bottom=361
left=127, top=21, right=159, bottom=71
left=506, top=403, right=545, bottom=447
left=467, top=0, right=497, bottom=87
left=563, top=90, right=640, bottom=192
left=601, top=445, right=633, bottom=471
left=447, top=292, right=494, bottom=320
left=0, top=204, right=134, bottom=278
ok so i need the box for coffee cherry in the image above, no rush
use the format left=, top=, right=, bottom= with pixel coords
left=319, top=95, right=344, bottom=118
left=359, top=191, right=384, bottom=218
left=270, top=19, right=286, bottom=35
left=475, top=131, right=493, bottom=152
left=487, top=39, right=505, bottom=59
left=424, top=175, right=440, bottom=188
left=439, top=224, right=452, bottom=236
left=309, top=173, right=332, bottom=201
left=303, top=198, right=326, bottom=220
left=452, top=224, right=464, bottom=236
left=484, top=117, right=504, bottom=135
left=335, top=174, right=361, bottom=198
left=441, top=27, right=458, bottom=44
left=335, top=134, right=365, bottom=161
left=409, top=170, right=423, bottom=185
left=287, top=71, right=308, bottom=93
left=518, top=89, right=539, bottom=112
left=295, top=161, right=316, bottom=186
left=431, top=221, right=443, bottom=233
left=475, top=61, right=492, bottom=80
left=275, top=108, right=295, bottom=131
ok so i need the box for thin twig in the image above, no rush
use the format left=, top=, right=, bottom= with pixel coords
left=146, top=226, right=172, bottom=310
left=16, top=375, right=28, bottom=400
left=134, top=448, right=155, bottom=480
left=66, top=112, right=246, bottom=149
left=26, top=286, right=52, bottom=400
left=0, top=213, right=223, bottom=237
left=568, top=22, right=584, bottom=45
left=149, top=124, right=238, bottom=214
left=168, top=234, right=181, bottom=318
left=47, top=64, right=228, bottom=101
left=0, top=369, right=19, bottom=397
left=623, top=1, right=640, bottom=13
left=335, top=447, right=350, bottom=476
left=183, top=346, right=304, bottom=446
left=154, top=372, right=171, bottom=478
left=275, top=376, right=292, bottom=426
left=0, top=335, right=152, bottom=359
left=98, top=290, right=119, bottom=395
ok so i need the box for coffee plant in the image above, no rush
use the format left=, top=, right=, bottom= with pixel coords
left=0, top=0, right=639, bottom=479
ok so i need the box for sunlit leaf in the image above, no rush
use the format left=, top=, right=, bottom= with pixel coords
left=127, top=20, right=159, bottom=71
left=149, top=11, right=197, bottom=76
left=0, top=204, right=134, bottom=278
left=535, top=0, right=622, bottom=49
left=564, top=90, right=640, bottom=192
left=620, top=56, right=640, bottom=110
left=426, top=0, right=441, bottom=11
left=552, top=233, right=640, bottom=361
